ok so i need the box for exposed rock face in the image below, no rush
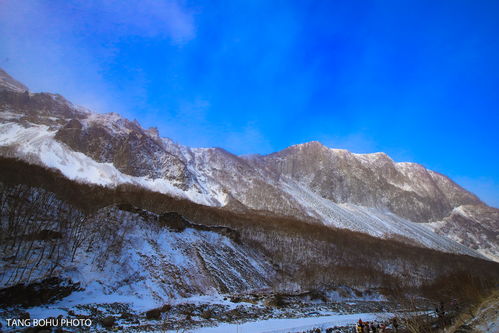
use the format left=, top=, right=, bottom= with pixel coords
left=180, top=147, right=311, bottom=218
left=0, top=89, right=83, bottom=127
left=158, top=212, right=190, bottom=231
left=249, top=141, right=481, bottom=222
left=54, top=114, right=190, bottom=186
left=0, top=68, right=496, bottom=260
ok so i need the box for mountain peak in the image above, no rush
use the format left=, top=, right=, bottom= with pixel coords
left=286, top=140, right=329, bottom=152
left=298, top=140, right=327, bottom=148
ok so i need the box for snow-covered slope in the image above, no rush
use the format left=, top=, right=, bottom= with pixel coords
left=279, top=178, right=480, bottom=257
left=0, top=68, right=496, bottom=261
left=62, top=206, right=275, bottom=306
left=0, top=200, right=275, bottom=306
left=423, top=205, right=499, bottom=262
left=0, top=122, right=225, bottom=206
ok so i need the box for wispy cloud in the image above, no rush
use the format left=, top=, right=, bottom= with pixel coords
left=71, top=0, right=196, bottom=42
left=223, top=123, right=273, bottom=155
left=141, top=98, right=272, bottom=155
left=0, top=0, right=195, bottom=113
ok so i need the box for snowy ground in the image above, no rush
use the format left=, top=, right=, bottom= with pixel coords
left=0, top=295, right=401, bottom=332
left=184, top=312, right=392, bottom=333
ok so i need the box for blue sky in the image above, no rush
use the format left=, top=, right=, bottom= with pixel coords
left=0, top=0, right=498, bottom=207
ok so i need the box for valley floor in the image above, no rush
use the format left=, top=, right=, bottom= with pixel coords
left=0, top=295, right=408, bottom=332
left=185, top=312, right=391, bottom=333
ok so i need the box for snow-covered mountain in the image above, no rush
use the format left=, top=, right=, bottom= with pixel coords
left=0, top=68, right=497, bottom=262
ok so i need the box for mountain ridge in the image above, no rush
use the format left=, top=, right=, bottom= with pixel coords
left=0, top=68, right=497, bottom=261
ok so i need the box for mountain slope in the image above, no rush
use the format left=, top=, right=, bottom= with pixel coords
left=0, top=157, right=497, bottom=302
left=0, top=175, right=276, bottom=311
left=0, top=68, right=497, bottom=261
left=249, top=141, right=480, bottom=222
left=0, top=69, right=28, bottom=93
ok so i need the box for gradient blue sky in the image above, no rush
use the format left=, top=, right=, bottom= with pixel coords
left=0, top=0, right=498, bottom=207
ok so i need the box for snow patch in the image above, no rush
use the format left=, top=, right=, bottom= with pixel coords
left=0, top=122, right=223, bottom=206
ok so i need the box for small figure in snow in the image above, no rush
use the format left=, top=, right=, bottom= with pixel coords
left=357, top=319, right=364, bottom=333
left=391, top=317, right=399, bottom=332
left=437, top=300, right=446, bottom=327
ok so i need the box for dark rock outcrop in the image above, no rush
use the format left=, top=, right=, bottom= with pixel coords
left=0, top=277, right=79, bottom=307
